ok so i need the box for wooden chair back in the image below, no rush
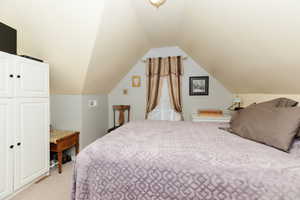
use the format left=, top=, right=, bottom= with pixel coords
left=113, top=105, right=131, bottom=127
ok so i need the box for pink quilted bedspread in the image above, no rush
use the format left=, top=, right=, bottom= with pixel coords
left=72, top=120, right=300, bottom=200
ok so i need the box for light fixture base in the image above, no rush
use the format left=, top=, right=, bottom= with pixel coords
left=149, top=0, right=167, bottom=8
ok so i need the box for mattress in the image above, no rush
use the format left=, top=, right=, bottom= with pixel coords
left=72, top=120, right=300, bottom=200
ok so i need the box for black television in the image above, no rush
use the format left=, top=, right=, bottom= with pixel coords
left=0, top=22, right=17, bottom=55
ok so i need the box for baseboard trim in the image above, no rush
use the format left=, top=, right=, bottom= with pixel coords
left=3, top=171, right=49, bottom=200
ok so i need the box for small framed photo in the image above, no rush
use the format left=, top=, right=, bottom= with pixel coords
left=132, top=76, right=141, bottom=87
left=189, top=76, right=209, bottom=96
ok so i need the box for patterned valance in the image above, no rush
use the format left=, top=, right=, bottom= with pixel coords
left=146, top=56, right=183, bottom=77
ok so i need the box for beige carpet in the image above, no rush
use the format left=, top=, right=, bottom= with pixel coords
left=11, top=162, right=73, bottom=200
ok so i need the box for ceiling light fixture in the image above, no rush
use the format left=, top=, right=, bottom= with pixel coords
left=149, top=0, right=167, bottom=8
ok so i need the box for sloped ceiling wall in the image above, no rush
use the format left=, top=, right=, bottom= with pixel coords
left=1, top=0, right=300, bottom=94
left=180, top=0, right=300, bottom=94
left=0, top=0, right=104, bottom=94
left=82, top=0, right=150, bottom=94
left=131, top=0, right=185, bottom=47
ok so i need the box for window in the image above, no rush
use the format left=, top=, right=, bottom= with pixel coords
left=148, top=78, right=181, bottom=121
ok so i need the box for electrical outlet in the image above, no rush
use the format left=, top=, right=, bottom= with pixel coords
left=88, top=100, right=98, bottom=108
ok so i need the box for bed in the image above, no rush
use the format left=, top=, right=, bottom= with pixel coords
left=72, top=120, right=300, bottom=200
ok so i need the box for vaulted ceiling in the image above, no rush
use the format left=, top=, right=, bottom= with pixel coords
left=1, top=0, right=300, bottom=94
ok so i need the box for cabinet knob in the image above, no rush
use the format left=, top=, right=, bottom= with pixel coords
left=9, top=145, right=14, bottom=149
left=9, top=74, right=14, bottom=78
left=17, top=75, right=21, bottom=78
left=17, top=142, right=21, bottom=146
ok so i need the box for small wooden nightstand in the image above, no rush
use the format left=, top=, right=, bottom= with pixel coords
left=191, top=113, right=231, bottom=123
left=50, top=130, right=80, bottom=174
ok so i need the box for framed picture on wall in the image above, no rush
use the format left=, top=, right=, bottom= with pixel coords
left=189, top=76, right=209, bottom=96
left=132, top=76, right=141, bottom=87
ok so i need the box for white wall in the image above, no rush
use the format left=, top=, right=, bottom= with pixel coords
left=108, top=46, right=233, bottom=127
left=50, top=95, right=82, bottom=131
left=50, top=94, right=108, bottom=150
left=81, top=95, right=108, bottom=149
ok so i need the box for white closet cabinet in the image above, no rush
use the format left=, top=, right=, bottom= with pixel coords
left=0, top=53, right=14, bottom=98
left=0, top=52, right=49, bottom=98
left=0, top=51, right=49, bottom=200
left=0, top=99, right=14, bottom=200
left=16, top=57, right=49, bottom=98
left=14, top=98, right=49, bottom=190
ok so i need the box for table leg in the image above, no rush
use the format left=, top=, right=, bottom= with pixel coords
left=75, top=141, right=79, bottom=155
left=58, top=151, right=62, bottom=174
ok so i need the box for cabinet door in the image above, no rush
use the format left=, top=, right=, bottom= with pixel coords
left=14, top=98, right=49, bottom=190
left=16, top=58, right=49, bottom=98
left=0, top=99, right=14, bottom=199
left=0, top=52, right=15, bottom=98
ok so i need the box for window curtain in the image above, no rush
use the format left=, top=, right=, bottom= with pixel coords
left=145, top=56, right=184, bottom=120
left=148, top=78, right=181, bottom=121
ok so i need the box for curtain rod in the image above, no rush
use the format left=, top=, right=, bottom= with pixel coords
left=142, top=56, right=188, bottom=63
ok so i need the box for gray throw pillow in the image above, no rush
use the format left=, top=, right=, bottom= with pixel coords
left=230, top=105, right=300, bottom=152
left=255, top=98, right=300, bottom=138
left=256, top=98, right=298, bottom=108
